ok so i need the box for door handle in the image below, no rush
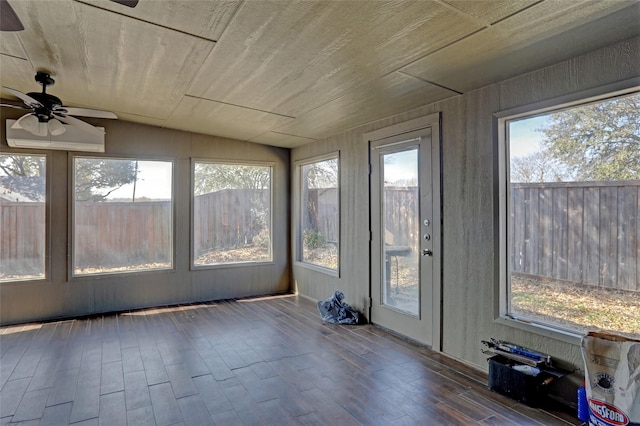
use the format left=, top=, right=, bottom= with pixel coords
left=422, top=249, right=433, bottom=257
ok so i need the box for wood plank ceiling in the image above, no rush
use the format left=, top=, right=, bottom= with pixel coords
left=1, top=0, right=639, bottom=148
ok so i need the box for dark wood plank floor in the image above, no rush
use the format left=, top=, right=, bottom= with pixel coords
left=0, top=294, right=580, bottom=425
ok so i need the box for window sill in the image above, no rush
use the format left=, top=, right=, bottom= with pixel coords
left=294, top=261, right=339, bottom=278
left=191, top=260, right=275, bottom=271
left=0, top=277, right=49, bottom=286
left=71, top=266, right=175, bottom=280
left=495, top=315, right=582, bottom=346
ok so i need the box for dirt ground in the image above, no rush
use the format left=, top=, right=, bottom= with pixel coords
left=389, top=258, right=639, bottom=339
left=302, top=245, right=338, bottom=269
left=512, top=274, right=640, bottom=339
left=195, top=245, right=270, bottom=264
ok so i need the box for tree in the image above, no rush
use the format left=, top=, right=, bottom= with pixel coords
left=0, top=154, right=46, bottom=201
left=541, top=93, right=640, bottom=181
left=305, top=158, right=338, bottom=189
left=510, top=150, right=572, bottom=183
left=194, top=163, right=270, bottom=195
left=302, top=158, right=338, bottom=238
left=1, top=156, right=137, bottom=202
left=194, top=163, right=272, bottom=246
left=74, top=158, right=137, bottom=202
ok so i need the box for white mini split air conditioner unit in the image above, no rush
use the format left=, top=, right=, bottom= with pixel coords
left=6, top=119, right=105, bottom=152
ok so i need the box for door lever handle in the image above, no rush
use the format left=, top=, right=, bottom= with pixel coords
left=422, top=249, right=433, bottom=257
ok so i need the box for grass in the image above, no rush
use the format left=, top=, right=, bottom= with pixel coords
left=512, top=274, right=640, bottom=339
left=390, top=257, right=640, bottom=339
left=302, top=244, right=338, bottom=269
left=195, top=245, right=271, bottom=264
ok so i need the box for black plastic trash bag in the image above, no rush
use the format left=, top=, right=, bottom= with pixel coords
left=317, top=291, right=359, bottom=325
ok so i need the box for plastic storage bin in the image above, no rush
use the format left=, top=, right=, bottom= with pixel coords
left=487, top=355, right=554, bottom=407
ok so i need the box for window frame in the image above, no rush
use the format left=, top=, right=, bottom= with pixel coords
left=0, top=150, right=51, bottom=284
left=495, top=79, right=640, bottom=344
left=294, top=151, right=341, bottom=277
left=190, top=158, right=275, bottom=270
left=69, top=154, right=175, bottom=279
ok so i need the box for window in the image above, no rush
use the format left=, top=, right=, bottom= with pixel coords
left=296, top=154, right=339, bottom=272
left=192, top=161, right=272, bottom=266
left=500, top=89, right=639, bottom=339
left=0, top=153, right=46, bottom=282
left=72, top=157, right=173, bottom=276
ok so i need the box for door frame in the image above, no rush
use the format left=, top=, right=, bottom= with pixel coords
left=363, top=113, right=442, bottom=351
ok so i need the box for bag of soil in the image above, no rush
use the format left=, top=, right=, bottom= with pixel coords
left=317, top=291, right=359, bottom=325
left=581, top=332, right=640, bottom=426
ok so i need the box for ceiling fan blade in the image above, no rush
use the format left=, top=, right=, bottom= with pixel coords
left=2, top=86, right=42, bottom=108
left=0, top=102, right=31, bottom=110
left=55, top=114, right=105, bottom=136
left=61, top=107, right=117, bottom=119
left=0, top=0, right=24, bottom=31
left=109, top=0, right=139, bottom=7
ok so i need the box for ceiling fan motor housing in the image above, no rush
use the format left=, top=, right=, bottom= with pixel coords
left=35, top=71, right=55, bottom=87
left=26, top=92, right=62, bottom=122
left=2, top=71, right=117, bottom=136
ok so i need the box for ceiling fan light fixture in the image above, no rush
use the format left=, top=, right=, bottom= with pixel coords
left=16, top=114, right=49, bottom=137
left=17, top=114, right=40, bottom=134
left=36, top=121, right=48, bottom=137
left=48, top=118, right=66, bottom=136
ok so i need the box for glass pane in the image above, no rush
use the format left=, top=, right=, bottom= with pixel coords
left=382, top=148, right=419, bottom=316
left=300, top=158, right=339, bottom=270
left=0, top=154, right=46, bottom=282
left=193, top=163, right=271, bottom=265
left=73, top=158, right=173, bottom=275
left=508, top=92, right=640, bottom=339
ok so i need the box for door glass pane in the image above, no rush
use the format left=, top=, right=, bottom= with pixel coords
left=381, top=148, right=419, bottom=316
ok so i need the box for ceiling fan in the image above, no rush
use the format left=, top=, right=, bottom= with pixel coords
left=1, top=71, right=118, bottom=137
left=0, top=0, right=139, bottom=32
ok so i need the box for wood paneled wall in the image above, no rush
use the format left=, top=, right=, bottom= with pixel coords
left=0, top=116, right=290, bottom=325
left=292, top=36, right=640, bottom=381
left=1, top=35, right=638, bottom=406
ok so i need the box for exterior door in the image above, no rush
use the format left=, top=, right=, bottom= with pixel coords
left=368, top=116, right=441, bottom=348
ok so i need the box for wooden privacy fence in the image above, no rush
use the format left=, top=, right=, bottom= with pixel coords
left=0, top=200, right=45, bottom=277
left=307, top=187, right=420, bottom=252
left=383, top=187, right=419, bottom=253
left=304, top=188, right=339, bottom=243
left=510, top=181, right=640, bottom=291
left=193, top=189, right=270, bottom=257
left=4, top=182, right=638, bottom=290
left=75, top=201, right=172, bottom=268
left=2, top=190, right=272, bottom=272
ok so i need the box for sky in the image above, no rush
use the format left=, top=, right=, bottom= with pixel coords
left=107, top=160, right=172, bottom=200
left=508, top=115, right=547, bottom=158
left=381, top=116, right=548, bottom=184
left=102, top=118, right=545, bottom=197
left=384, top=149, right=418, bottom=185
